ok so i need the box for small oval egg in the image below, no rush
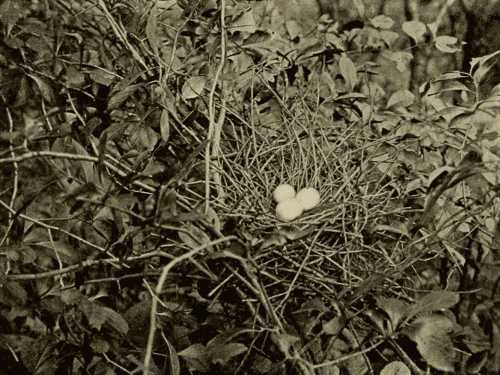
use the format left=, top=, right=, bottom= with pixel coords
left=276, top=198, right=303, bottom=222
left=273, top=184, right=296, bottom=203
left=295, top=187, right=320, bottom=211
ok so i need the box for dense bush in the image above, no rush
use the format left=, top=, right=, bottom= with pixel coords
left=0, top=1, right=499, bottom=374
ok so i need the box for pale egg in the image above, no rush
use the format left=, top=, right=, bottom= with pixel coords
left=276, top=198, right=303, bottom=222
left=295, top=187, right=320, bottom=210
left=273, top=184, right=296, bottom=203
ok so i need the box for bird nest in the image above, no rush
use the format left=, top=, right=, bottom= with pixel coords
left=198, top=106, right=415, bottom=315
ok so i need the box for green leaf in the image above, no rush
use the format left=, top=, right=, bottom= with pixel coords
left=379, top=30, right=399, bottom=47
left=433, top=71, right=469, bottom=82
left=209, top=342, right=247, bottom=364
left=165, top=337, right=181, bottom=375
left=178, top=343, right=210, bottom=372
left=402, top=21, right=427, bottom=43
left=370, top=15, right=394, bottom=29
left=0, top=281, right=27, bottom=305
left=107, top=83, right=143, bottom=110
left=26, top=74, right=54, bottom=103
left=146, top=3, right=159, bottom=57
left=91, top=338, right=110, bottom=354
left=89, top=69, right=115, bottom=86
left=353, top=0, right=365, bottom=17
left=472, top=61, right=495, bottom=86
left=386, top=89, right=415, bottom=109
left=271, top=332, right=299, bottom=357
left=405, top=290, right=459, bottom=322
left=376, top=297, right=409, bottom=330
left=71, top=139, right=95, bottom=184
left=102, top=306, right=129, bottom=335
left=178, top=225, right=211, bottom=249
left=159, top=109, right=170, bottom=142
left=80, top=300, right=129, bottom=334
left=323, top=315, right=346, bottom=336
left=134, top=126, right=159, bottom=151
left=435, top=35, right=460, bottom=53
left=470, top=50, right=500, bottom=74
left=338, top=54, right=358, bottom=90
left=386, top=51, right=413, bottom=72
left=231, top=9, right=257, bottom=34
left=0, top=0, right=23, bottom=35
left=182, top=76, right=206, bottom=100
left=80, top=300, right=108, bottom=331
left=409, top=314, right=457, bottom=372
left=380, top=361, right=411, bottom=375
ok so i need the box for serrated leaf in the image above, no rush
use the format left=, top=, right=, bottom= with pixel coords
left=409, top=314, right=456, bottom=372
left=402, top=21, right=427, bottom=43
left=405, top=291, right=459, bottom=322
left=386, top=89, right=415, bottom=108
left=380, top=361, right=411, bottom=375
left=182, top=76, right=206, bottom=100
left=376, top=297, right=409, bottom=330
left=435, top=35, right=460, bottom=53
left=370, top=15, right=394, bottom=29
left=339, top=54, right=357, bottom=90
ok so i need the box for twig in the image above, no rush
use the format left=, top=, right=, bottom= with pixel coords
left=204, top=0, right=227, bottom=213
left=0, top=198, right=118, bottom=260
left=6, top=250, right=171, bottom=281
left=0, top=106, right=19, bottom=247
left=97, top=0, right=149, bottom=73
left=142, top=236, right=236, bottom=375
left=311, top=339, right=384, bottom=369
left=429, top=0, right=457, bottom=34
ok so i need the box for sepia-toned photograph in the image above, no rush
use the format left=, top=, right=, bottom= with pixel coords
left=0, top=1, right=499, bottom=374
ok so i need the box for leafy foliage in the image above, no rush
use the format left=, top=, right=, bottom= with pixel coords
left=0, top=0, right=499, bottom=374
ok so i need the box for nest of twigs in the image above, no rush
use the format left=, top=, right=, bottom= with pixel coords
left=182, top=97, right=419, bottom=325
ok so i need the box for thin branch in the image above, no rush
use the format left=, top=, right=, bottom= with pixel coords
left=142, top=235, right=235, bottom=375
left=0, top=198, right=118, bottom=260
left=6, top=250, right=171, bottom=281
left=311, top=339, right=384, bottom=369
left=204, top=0, right=227, bottom=213
left=0, top=106, right=19, bottom=247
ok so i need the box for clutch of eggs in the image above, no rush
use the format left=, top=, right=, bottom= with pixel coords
left=273, top=185, right=320, bottom=221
